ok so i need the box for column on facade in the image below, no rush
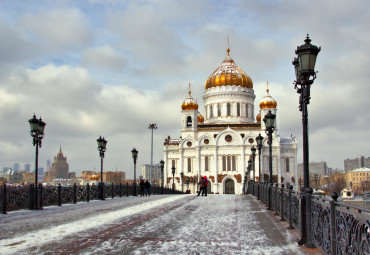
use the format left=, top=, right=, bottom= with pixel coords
left=214, top=146, right=218, bottom=193
left=165, top=149, right=169, bottom=186
left=276, top=148, right=281, bottom=184
left=197, top=146, right=201, bottom=181
left=179, top=148, right=184, bottom=190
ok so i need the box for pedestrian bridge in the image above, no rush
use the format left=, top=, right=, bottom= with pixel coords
left=1, top=194, right=315, bottom=254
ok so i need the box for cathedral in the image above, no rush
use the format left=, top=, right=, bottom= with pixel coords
left=163, top=46, right=298, bottom=194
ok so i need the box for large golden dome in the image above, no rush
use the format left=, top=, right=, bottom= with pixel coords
left=205, top=47, right=253, bottom=89
left=181, top=85, right=199, bottom=111
left=259, top=83, right=277, bottom=109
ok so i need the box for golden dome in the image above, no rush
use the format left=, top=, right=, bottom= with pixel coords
left=198, top=112, right=204, bottom=123
left=205, top=46, right=253, bottom=89
left=90, top=174, right=99, bottom=181
left=259, top=82, right=277, bottom=109
left=181, top=83, right=199, bottom=111
left=256, top=113, right=261, bottom=122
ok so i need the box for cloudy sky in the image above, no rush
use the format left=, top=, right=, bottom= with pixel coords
left=0, top=0, right=369, bottom=178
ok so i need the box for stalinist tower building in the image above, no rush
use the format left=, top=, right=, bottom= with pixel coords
left=163, top=46, right=298, bottom=194
left=51, top=146, right=69, bottom=179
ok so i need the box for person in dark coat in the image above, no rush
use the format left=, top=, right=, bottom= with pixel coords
left=144, top=180, right=151, bottom=196
left=139, top=179, right=145, bottom=197
left=197, top=177, right=205, bottom=196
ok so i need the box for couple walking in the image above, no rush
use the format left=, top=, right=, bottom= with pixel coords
left=197, top=176, right=208, bottom=196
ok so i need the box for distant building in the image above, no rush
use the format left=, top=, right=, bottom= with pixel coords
left=24, top=163, right=31, bottom=172
left=142, top=164, right=161, bottom=184
left=298, top=162, right=327, bottom=177
left=22, top=172, right=35, bottom=184
left=103, top=171, right=125, bottom=184
left=344, top=167, right=370, bottom=193
left=69, top=172, right=76, bottom=179
left=13, top=163, right=20, bottom=171
left=38, top=167, right=44, bottom=181
left=45, top=146, right=69, bottom=182
left=0, top=169, right=23, bottom=184
left=344, top=156, right=370, bottom=172
left=47, top=159, right=52, bottom=172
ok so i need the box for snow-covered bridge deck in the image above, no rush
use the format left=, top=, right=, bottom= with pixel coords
left=0, top=194, right=318, bottom=254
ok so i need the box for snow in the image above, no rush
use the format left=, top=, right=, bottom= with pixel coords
left=0, top=195, right=305, bottom=254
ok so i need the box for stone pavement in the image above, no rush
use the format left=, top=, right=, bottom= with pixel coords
left=0, top=194, right=323, bottom=254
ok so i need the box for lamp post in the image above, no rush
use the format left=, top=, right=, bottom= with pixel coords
left=97, top=136, right=107, bottom=200
left=248, top=159, right=252, bottom=181
left=29, top=114, right=46, bottom=209
left=148, top=123, right=157, bottom=184
left=251, top=146, right=256, bottom=182
left=171, top=166, right=176, bottom=193
left=160, top=160, right=165, bottom=195
left=293, top=34, right=320, bottom=248
left=256, top=134, right=263, bottom=183
left=131, top=148, right=138, bottom=196
left=314, top=174, right=320, bottom=190
left=263, top=110, right=276, bottom=210
left=180, top=172, right=184, bottom=193
left=247, top=161, right=251, bottom=194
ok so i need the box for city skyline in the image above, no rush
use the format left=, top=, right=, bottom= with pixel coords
left=0, top=1, right=369, bottom=178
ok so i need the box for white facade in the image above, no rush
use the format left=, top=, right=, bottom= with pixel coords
left=163, top=48, right=298, bottom=194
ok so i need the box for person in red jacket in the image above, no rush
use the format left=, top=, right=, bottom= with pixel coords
left=203, top=176, right=208, bottom=196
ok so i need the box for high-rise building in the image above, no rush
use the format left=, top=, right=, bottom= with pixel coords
left=24, top=163, right=31, bottom=172
left=38, top=167, right=44, bottom=181
left=298, top=162, right=327, bottom=177
left=142, top=164, right=161, bottom=184
left=13, top=163, right=20, bottom=171
left=47, top=159, right=52, bottom=172
left=344, top=156, right=369, bottom=172
left=49, top=146, right=69, bottom=179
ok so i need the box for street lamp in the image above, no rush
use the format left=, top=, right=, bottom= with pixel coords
left=160, top=159, right=165, bottom=195
left=256, top=134, right=263, bottom=183
left=171, top=166, right=176, bottom=193
left=180, top=172, right=184, bottom=193
left=263, top=110, right=276, bottom=210
left=314, top=174, right=320, bottom=190
left=248, top=158, right=252, bottom=181
left=29, top=114, right=46, bottom=209
left=97, top=136, right=107, bottom=200
left=293, top=34, right=320, bottom=248
left=251, top=146, right=256, bottom=181
left=131, top=148, right=138, bottom=196
left=148, top=123, right=158, bottom=184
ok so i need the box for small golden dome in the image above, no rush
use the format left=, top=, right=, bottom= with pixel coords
left=205, top=46, right=253, bottom=89
left=259, top=82, right=277, bottom=109
left=90, top=174, right=99, bottom=181
left=181, top=83, right=199, bottom=111
left=256, top=113, right=261, bottom=122
left=198, top=113, right=204, bottom=123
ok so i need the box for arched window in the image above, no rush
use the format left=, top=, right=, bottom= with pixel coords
left=172, top=160, right=175, bottom=168
left=227, top=156, right=231, bottom=171
left=245, top=104, right=248, bottom=117
left=237, top=103, right=240, bottom=117
left=286, top=158, right=290, bottom=172
left=210, top=105, right=213, bottom=118
left=232, top=156, right=236, bottom=171
left=222, top=156, right=226, bottom=171
left=187, top=158, right=191, bottom=172
left=218, top=104, right=221, bottom=117
left=205, top=156, right=209, bottom=171
left=186, top=116, right=192, bottom=127
left=227, top=103, right=231, bottom=116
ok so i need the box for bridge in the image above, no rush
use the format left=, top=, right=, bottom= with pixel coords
left=0, top=183, right=369, bottom=254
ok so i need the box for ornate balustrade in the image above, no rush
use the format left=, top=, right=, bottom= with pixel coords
left=1, top=183, right=179, bottom=214
left=247, top=180, right=369, bottom=255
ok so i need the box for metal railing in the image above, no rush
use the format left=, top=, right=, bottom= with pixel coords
left=1, top=183, right=182, bottom=214
left=247, top=180, right=370, bottom=255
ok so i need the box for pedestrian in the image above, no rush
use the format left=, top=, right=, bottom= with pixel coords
left=139, top=179, right=145, bottom=197
left=197, top=177, right=205, bottom=196
left=144, top=180, right=151, bottom=196
left=203, top=176, right=208, bottom=196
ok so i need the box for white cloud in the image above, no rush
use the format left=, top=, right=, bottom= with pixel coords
left=82, top=46, right=126, bottom=71
left=20, top=8, right=93, bottom=52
